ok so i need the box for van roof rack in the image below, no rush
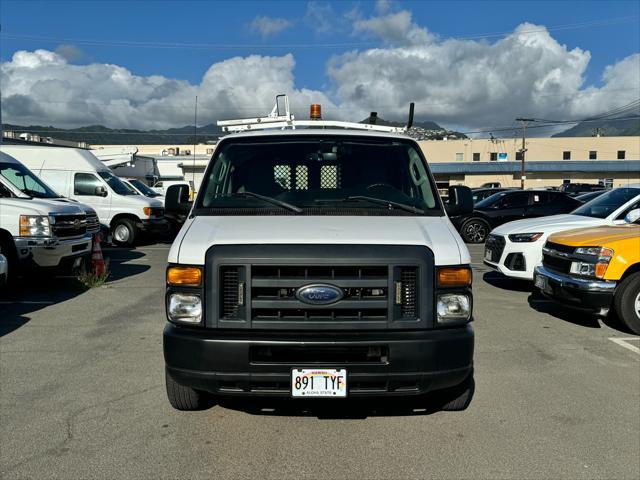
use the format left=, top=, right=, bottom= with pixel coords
left=217, top=95, right=411, bottom=134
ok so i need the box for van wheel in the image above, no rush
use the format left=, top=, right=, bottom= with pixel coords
left=439, top=375, right=475, bottom=411
left=461, top=218, right=490, bottom=243
left=0, top=236, right=18, bottom=286
left=614, top=272, right=640, bottom=335
left=165, top=369, right=214, bottom=411
left=111, top=219, right=137, bottom=246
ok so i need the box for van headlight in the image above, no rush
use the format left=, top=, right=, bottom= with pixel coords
left=168, top=293, right=202, bottom=323
left=19, top=215, right=51, bottom=237
left=437, top=294, right=471, bottom=324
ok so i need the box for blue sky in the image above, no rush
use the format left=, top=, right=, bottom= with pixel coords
left=0, top=0, right=638, bottom=131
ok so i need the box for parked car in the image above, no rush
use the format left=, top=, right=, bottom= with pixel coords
left=163, top=101, right=475, bottom=412
left=4, top=145, right=167, bottom=246
left=480, top=182, right=501, bottom=188
left=534, top=208, right=640, bottom=334
left=450, top=190, right=581, bottom=243
left=0, top=151, right=94, bottom=284
left=471, top=187, right=514, bottom=204
left=575, top=189, right=609, bottom=203
left=121, top=178, right=164, bottom=201
left=559, top=183, right=606, bottom=197
left=484, top=186, right=640, bottom=280
left=151, top=180, right=193, bottom=198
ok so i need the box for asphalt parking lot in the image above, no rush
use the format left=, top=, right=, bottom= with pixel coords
left=1, top=243, right=639, bottom=479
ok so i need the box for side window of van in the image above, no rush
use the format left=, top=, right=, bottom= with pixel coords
left=74, top=173, right=102, bottom=196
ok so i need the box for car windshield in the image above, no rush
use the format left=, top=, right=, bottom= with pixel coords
left=571, top=187, right=640, bottom=219
left=196, top=135, right=442, bottom=216
left=98, top=171, right=136, bottom=195
left=475, top=191, right=508, bottom=208
left=129, top=179, right=160, bottom=197
left=0, top=161, right=61, bottom=198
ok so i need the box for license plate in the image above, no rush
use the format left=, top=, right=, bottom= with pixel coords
left=291, top=368, right=347, bottom=398
left=484, top=248, right=493, bottom=261
left=535, top=275, right=551, bottom=294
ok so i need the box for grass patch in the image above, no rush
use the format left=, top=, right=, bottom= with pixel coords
left=77, top=259, right=110, bottom=288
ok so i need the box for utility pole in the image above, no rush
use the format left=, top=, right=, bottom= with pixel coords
left=515, top=118, right=535, bottom=190
left=193, top=96, right=198, bottom=189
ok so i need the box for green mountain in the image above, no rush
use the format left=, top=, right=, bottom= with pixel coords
left=552, top=116, right=640, bottom=137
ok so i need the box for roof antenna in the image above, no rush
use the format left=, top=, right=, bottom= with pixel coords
left=406, top=102, right=415, bottom=130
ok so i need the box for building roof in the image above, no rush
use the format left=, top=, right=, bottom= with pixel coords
left=429, top=160, right=640, bottom=175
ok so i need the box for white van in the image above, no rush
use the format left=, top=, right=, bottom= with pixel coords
left=3, top=145, right=167, bottom=246
left=0, top=151, right=94, bottom=282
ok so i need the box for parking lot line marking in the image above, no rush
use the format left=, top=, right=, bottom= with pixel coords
left=609, top=337, right=640, bottom=355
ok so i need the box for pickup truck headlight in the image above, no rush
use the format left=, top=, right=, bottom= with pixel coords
left=570, top=247, right=613, bottom=279
left=508, top=233, right=543, bottom=242
left=168, top=293, right=202, bottom=323
left=19, top=215, right=51, bottom=237
left=437, top=293, right=471, bottom=324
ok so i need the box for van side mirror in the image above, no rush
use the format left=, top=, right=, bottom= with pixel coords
left=624, top=208, right=640, bottom=224
left=95, top=186, right=108, bottom=197
left=165, top=184, right=192, bottom=215
left=445, top=186, right=474, bottom=216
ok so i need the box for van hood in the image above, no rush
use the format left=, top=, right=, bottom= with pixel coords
left=492, top=214, right=604, bottom=235
left=1, top=197, right=85, bottom=216
left=170, top=216, right=469, bottom=266
left=118, top=194, right=163, bottom=208
left=48, top=197, right=97, bottom=215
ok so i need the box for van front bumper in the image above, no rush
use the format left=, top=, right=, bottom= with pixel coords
left=140, top=218, right=169, bottom=234
left=534, top=265, right=616, bottom=312
left=15, top=235, right=92, bottom=268
left=163, top=324, right=474, bottom=397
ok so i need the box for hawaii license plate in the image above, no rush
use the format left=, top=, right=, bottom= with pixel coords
left=535, top=274, right=551, bottom=294
left=484, top=248, right=493, bottom=261
left=291, top=368, right=347, bottom=398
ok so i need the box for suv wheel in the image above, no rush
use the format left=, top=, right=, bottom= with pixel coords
left=165, top=369, right=214, bottom=411
left=111, top=219, right=137, bottom=247
left=439, top=375, right=475, bottom=411
left=461, top=218, right=490, bottom=243
left=614, top=272, right=640, bottom=335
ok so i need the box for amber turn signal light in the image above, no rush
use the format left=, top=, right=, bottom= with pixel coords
left=437, top=267, right=472, bottom=287
left=167, top=266, right=202, bottom=286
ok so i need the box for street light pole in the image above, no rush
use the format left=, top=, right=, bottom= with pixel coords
left=515, top=118, right=535, bottom=190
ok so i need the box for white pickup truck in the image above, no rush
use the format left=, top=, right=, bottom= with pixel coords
left=162, top=98, right=476, bottom=412
left=0, top=151, right=95, bottom=283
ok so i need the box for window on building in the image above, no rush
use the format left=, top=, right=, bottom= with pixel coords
left=455, top=152, right=464, bottom=162
left=490, top=152, right=498, bottom=161
left=473, top=153, right=480, bottom=162
left=563, top=151, right=571, bottom=160
left=599, top=178, right=614, bottom=188
left=589, top=151, right=597, bottom=160
left=515, top=151, right=523, bottom=161
left=617, top=150, right=625, bottom=160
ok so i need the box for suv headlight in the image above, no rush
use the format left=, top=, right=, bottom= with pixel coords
left=508, top=233, right=543, bottom=242
left=437, top=294, right=471, bottom=324
left=570, top=247, right=613, bottom=279
left=19, top=215, right=51, bottom=237
left=168, top=293, right=202, bottom=323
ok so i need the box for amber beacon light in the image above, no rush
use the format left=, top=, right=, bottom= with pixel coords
left=310, top=104, right=322, bottom=120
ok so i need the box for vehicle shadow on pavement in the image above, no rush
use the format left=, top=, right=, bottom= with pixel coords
left=102, top=249, right=151, bottom=282
left=215, top=396, right=444, bottom=419
left=527, top=295, right=631, bottom=333
left=482, top=271, right=532, bottom=292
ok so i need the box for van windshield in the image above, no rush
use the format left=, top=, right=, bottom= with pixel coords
left=130, top=179, right=161, bottom=197
left=195, top=135, right=442, bottom=216
left=0, top=162, right=61, bottom=198
left=98, top=171, right=136, bottom=195
left=571, top=187, right=640, bottom=219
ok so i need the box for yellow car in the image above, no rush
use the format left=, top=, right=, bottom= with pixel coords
left=534, top=210, right=640, bottom=334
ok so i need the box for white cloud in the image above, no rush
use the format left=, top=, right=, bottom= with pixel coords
left=352, top=8, right=432, bottom=45
left=54, top=44, right=85, bottom=62
left=0, top=50, right=336, bottom=129
left=304, top=2, right=337, bottom=35
left=248, top=15, right=292, bottom=38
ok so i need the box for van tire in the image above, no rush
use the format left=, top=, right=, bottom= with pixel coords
left=614, top=272, right=640, bottom=335
left=0, top=235, right=18, bottom=286
left=111, top=219, right=137, bottom=247
left=165, top=369, right=214, bottom=411
left=460, top=218, right=490, bottom=244
left=439, top=375, right=475, bottom=411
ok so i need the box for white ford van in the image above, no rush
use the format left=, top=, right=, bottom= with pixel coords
left=0, top=151, right=94, bottom=282
left=3, top=145, right=167, bottom=246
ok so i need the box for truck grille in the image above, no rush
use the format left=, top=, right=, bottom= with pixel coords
left=86, top=213, right=100, bottom=235
left=208, top=245, right=434, bottom=330
left=52, top=214, right=86, bottom=238
left=485, top=234, right=505, bottom=262
left=542, top=242, right=575, bottom=274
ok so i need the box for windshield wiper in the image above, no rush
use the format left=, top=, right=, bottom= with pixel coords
left=225, top=191, right=302, bottom=213
left=344, top=196, right=425, bottom=214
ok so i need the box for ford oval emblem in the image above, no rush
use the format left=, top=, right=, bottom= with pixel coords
left=296, top=284, right=344, bottom=305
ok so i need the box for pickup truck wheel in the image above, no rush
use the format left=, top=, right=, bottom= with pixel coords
left=460, top=218, right=490, bottom=244
left=439, top=375, right=475, bottom=411
left=614, top=272, right=640, bottom=335
left=165, top=369, right=214, bottom=411
left=111, top=219, right=137, bottom=247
